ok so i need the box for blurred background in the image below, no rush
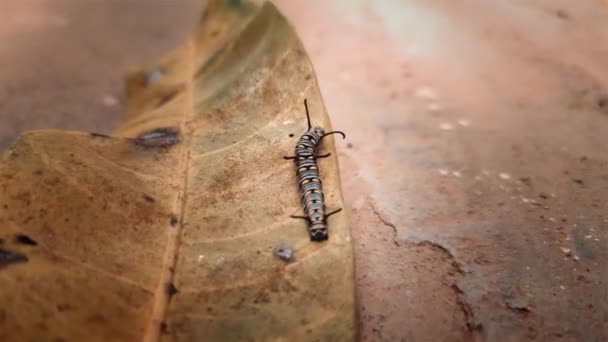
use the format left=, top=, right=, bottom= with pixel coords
left=1, top=0, right=607, bottom=340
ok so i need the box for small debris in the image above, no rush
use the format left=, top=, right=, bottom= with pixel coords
left=559, top=285, right=566, bottom=291
left=457, top=119, right=471, bottom=127
left=452, top=171, right=462, bottom=177
left=439, top=123, right=454, bottom=130
left=134, top=127, right=181, bottom=148
left=438, top=169, right=449, bottom=176
left=560, top=247, right=572, bottom=256
left=427, top=103, right=441, bottom=112
left=146, top=69, right=164, bottom=86
left=143, top=194, right=155, bottom=203
left=499, top=173, right=511, bottom=180
left=288, top=133, right=294, bottom=138
left=521, top=198, right=539, bottom=205
left=346, top=142, right=353, bottom=149
left=273, top=245, right=294, bottom=263
left=102, top=95, right=118, bottom=107
left=572, top=178, right=584, bottom=186
left=505, top=298, right=531, bottom=313
left=415, top=86, right=437, bottom=100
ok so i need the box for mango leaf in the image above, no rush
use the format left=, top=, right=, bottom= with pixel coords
left=0, top=1, right=356, bottom=341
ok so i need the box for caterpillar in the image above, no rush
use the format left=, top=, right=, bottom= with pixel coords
left=284, top=99, right=345, bottom=241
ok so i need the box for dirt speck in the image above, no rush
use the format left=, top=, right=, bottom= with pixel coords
left=166, top=282, right=178, bottom=297
left=273, top=245, right=294, bottom=262
left=143, top=194, right=156, bottom=203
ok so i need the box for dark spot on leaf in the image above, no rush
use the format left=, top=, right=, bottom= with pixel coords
left=289, top=133, right=294, bottom=138
left=580, top=156, right=588, bottom=162
left=15, top=234, right=37, bottom=246
left=160, top=322, right=169, bottom=334
left=90, top=132, right=111, bottom=138
left=597, top=96, right=608, bottom=109
left=56, top=304, right=71, bottom=312
left=347, top=142, right=353, bottom=149
left=573, top=178, right=584, bottom=186
left=33, top=170, right=43, bottom=176
left=273, top=245, right=294, bottom=263
left=170, top=215, right=179, bottom=227
left=156, top=89, right=180, bottom=108
left=143, top=194, right=155, bottom=203
left=210, top=29, right=220, bottom=38
left=166, top=282, right=178, bottom=296
left=305, top=74, right=312, bottom=81
left=538, top=193, right=549, bottom=200
left=87, top=314, right=106, bottom=323
left=134, top=127, right=181, bottom=148
left=0, top=248, right=28, bottom=269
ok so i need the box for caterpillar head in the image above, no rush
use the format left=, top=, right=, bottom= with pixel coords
left=313, top=126, right=325, bottom=137
left=310, top=228, right=328, bottom=241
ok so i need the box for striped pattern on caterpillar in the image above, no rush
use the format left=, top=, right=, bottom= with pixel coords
left=284, top=99, right=345, bottom=241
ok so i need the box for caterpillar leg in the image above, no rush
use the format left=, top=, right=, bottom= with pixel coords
left=325, top=208, right=343, bottom=218
left=290, top=214, right=308, bottom=220
left=316, top=153, right=331, bottom=159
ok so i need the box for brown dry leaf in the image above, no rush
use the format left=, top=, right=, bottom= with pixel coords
left=0, top=1, right=355, bottom=341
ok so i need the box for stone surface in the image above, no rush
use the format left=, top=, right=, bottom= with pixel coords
left=1, top=0, right=607, bottom=341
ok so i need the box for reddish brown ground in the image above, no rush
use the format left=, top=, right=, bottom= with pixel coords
left=1, top=1, right=607, bottom=341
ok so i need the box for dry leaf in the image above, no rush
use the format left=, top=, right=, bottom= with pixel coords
left=0, top=1, right=355, bottom=341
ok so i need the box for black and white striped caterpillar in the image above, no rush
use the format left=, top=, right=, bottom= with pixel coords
left=284, top=99, right=345, bottom=241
